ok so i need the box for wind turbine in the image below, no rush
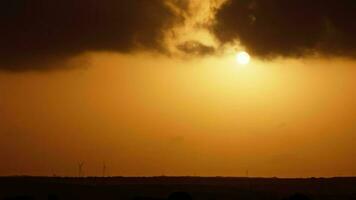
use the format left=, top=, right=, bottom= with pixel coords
left=78, top=162, right=84, bottom=177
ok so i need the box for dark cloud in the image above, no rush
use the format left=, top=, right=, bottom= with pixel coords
left=177, top=41, right=215, bottom=56
left=213, top=0, right=356, bottom=59
left=0, top=0, right=178, bottom=71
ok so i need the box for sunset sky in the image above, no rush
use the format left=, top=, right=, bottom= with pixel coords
left=0, top=0, right=356, bottom=177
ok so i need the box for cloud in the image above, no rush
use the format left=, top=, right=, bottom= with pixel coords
left=213, top=0, right=356, bottom=59
left=4, top=0, right=354, bottom=71
left=177, top=41, right=215, bottom=56
left=0, top=0, right=178, bottom=71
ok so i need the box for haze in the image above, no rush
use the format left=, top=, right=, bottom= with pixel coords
left=0, top=0, right=355, bottom=178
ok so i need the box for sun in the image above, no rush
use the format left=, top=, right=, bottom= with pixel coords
left=236, top=51, right=251, bottom=65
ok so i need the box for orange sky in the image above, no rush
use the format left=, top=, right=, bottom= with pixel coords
left=1, top=53, right=356, bottom=177
left=1, top=0, right=356, bottom=178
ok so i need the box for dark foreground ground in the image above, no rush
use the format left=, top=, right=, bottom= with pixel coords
left=0, top=177, right=355, bottom=200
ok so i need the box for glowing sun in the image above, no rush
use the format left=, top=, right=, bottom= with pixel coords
left=236, top=51, right=251, bottom=65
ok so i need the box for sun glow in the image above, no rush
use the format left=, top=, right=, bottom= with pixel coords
left=236, top=51, right=251, bottom=65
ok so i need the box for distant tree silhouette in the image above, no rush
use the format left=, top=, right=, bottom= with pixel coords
left=168, top=192, right=192, bottom=200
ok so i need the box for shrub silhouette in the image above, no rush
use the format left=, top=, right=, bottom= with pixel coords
left=3, top=196, right=35, bottom=200
left=132, top=192, right=192, bottom=200
left=47, top=194, right=58, bottom=200
left=287, top=193, right=311, bottom=200
left=132, top=197, right=162, bottom=200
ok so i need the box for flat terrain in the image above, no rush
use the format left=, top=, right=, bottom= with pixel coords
left=0, top=177, right=355, bottom=200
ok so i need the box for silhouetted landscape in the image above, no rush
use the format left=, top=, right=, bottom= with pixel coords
left=1, top=177, right=355, bottom=200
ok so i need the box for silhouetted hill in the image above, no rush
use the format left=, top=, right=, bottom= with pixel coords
left=0, top=177, right=355, bottom=200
